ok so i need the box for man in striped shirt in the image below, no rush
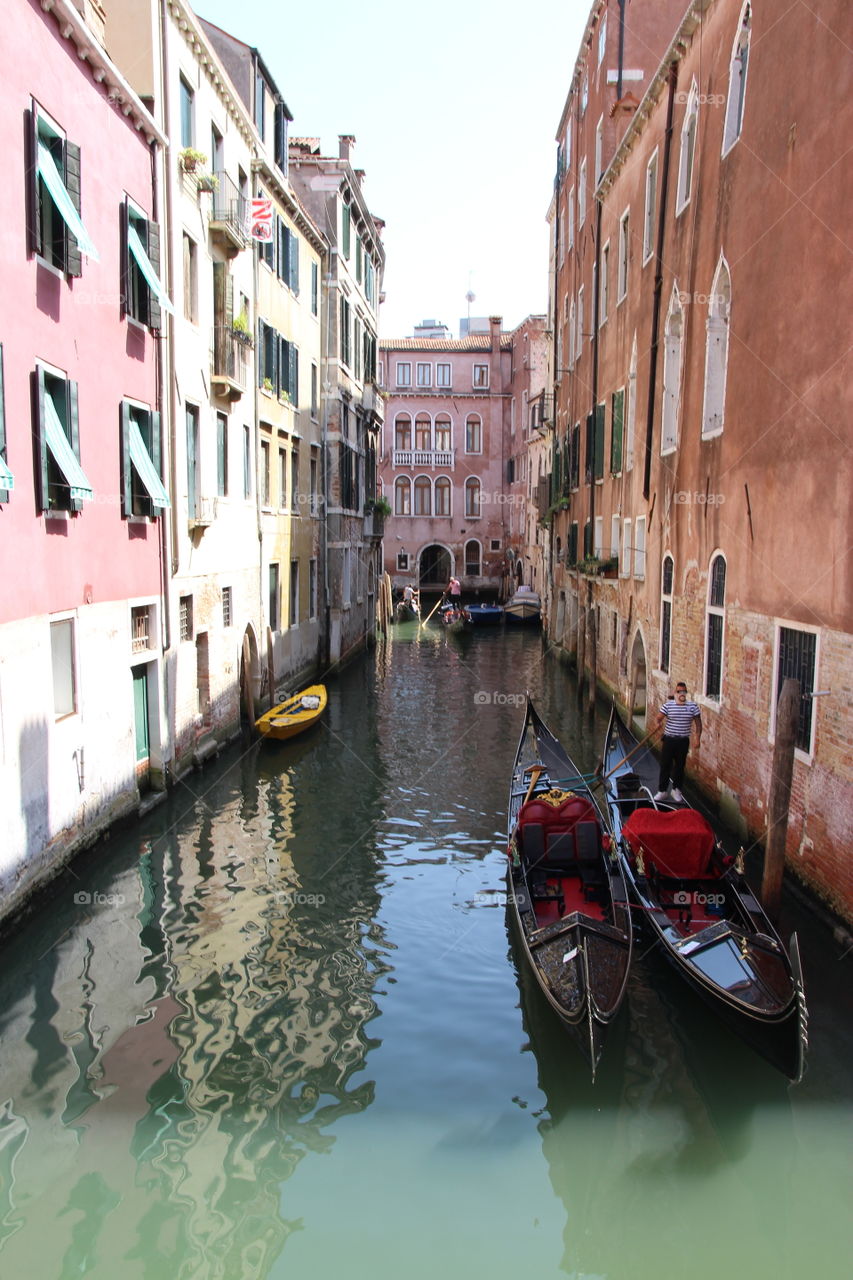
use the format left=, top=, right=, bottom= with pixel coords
left=653, top=682, right=702, bottom=803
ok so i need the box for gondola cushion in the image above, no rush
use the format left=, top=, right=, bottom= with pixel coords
left=622, top=808, right=716, bottom=879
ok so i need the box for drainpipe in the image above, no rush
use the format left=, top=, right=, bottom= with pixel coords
left=159, top=0, right=179, bottom=582
left=150, top=138, right=170, bottom=657
left=617, top=0, right=626, bottom=99
left=587, top=195, right=603, bottom=710
left=643, top=61, right=678, bottom=500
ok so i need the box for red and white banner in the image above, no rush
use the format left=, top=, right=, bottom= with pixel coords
left=248, top=198, right=273, bottom=242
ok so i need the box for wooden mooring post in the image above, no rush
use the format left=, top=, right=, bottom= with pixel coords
left=242, top=634, right=255, bottom=731
left=762, top=677, right=800, bottom=918
left=266, top=626, right=276, bottom=706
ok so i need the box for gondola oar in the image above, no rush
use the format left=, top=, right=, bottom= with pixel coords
left=419, top=593, right=446, bottom=630
left=591, top=725, right=659, bottom=787
left=521, top=764, right=544, bottom=806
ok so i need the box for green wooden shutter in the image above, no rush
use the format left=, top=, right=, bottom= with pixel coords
left=610, top=389, right=624, bottom=473
left=119, top=198, right=130, bottom=319
left=68, top=379, right=82, bottom=511
left=290, top=345, right=298, bottom=407
left=594, top=403, right=605, bottom=480
left=258, top=320, right=266, bottom=387
left=147, top=218, right=163, bottom=331
left=120, top=400, right=132, bottom=516
left=585, top=411, right=594, bottom=484
left=342, top=202, right=351, bottom=258
left=26, top=109, right=40, bottom=256
left=0, top=345, right=7, bottom=504
left=64, top=141, right=83, bottom=278
left=290, top=232, right=299, bottom=294
left=311, top=261, right=318, bottom=315
left=35, top=369, right=49, bottom=511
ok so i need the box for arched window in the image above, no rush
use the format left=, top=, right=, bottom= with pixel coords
left=434, top=414, right=451, bottom=453
left=702, top=256, right=731, bottom=438
left=464, top=478, right=481, bottom=518
left=661, top=286, right=684, bottom=453
left=465, top=415, right=482, bottom=454
left=660, top=554, right=674, bottom=673
left=415, top=413, right=431, bottom=452
left=704, top=554, right=727, bottom=700
left=723, top=3, right=751, bottom=155
left=434, top=476, right=451, bottom=516
left=626, top=333, right=637, bottom=470
left=676, top=81, right=699, bottom=214
left=413, top=475, right=431, bottom=516
left=394, top=475, right=411, bottom=516
left=464, top=539, right=481, bottom=576
left=394, top=414, right=411, bottom=452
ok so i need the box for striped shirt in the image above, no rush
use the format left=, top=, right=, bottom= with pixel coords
left=659, top=699, right=701, bottom=737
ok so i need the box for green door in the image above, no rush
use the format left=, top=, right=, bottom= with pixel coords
left=133, top=667, right=149, bottom=763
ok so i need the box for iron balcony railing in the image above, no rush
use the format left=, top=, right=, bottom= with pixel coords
left=212, top=326, right=249, bottom=390
left=209, top=172, right=248, bottom=249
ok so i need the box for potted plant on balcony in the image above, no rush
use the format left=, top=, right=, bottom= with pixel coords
left=262, top=377, right=274, bottom=393
left=196, top=171, right=219, bottom=194
left=232, top=309, right=253, bottom=346
left=179, top=147, right=207, bottom=173
left=365, top=496, right=392, bottom=518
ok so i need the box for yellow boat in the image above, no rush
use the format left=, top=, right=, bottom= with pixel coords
left=255, top=684, right=328, bottom=741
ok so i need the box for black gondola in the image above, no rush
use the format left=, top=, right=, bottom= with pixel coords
left=601, top=704, right=808, bottom=1082
left=506, top=696, right=632, bottom=1077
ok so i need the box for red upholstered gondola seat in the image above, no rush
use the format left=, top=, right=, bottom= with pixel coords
left=622, top=808, right=716, bottom=879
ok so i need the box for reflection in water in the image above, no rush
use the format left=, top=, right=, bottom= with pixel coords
left=0, top=630, right=850, bottom=1280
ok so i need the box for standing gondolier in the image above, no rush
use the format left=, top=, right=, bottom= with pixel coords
left=653, top=682, right=702, bottom=803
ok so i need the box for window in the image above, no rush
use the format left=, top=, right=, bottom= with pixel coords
left=661, top=287, right=684, bottom=453
left=51, top=618, right=76, bottom=717
left=621, top=519, right=631, bottom=578
left=676, top=83, right=699, bottom=214
left=581, top=72, right=588, bottom=115
left=342, top=547, right=352, bottom=604
left=634, top=517, right=646, bottom=579
left=291, top=443, right=299, bottom=512
left=394, top=414, right=412, bottom=451
left=568, top=522, right=579, bottom=566
left=30, top=107, right=97, bottom=276
left=356, top=237, right=363, bottom=284
left=310, top=455, right=318, bottom=515
left=599, top=241, right=609, bottom=325
left=243, top=425, right=252, bottom=499
left=182, top=233, right=197, bottom=323
left=465, top=415, right=482, bottom=453
left=131, top=605, right=150, bottom=653
left=216, top=412, right=228, bottom=497
left=660, top=555, right=674, bottom=673
left=210, top=123, right=223, bottom=176
left=260, top=436, right=271, bottom=507
left=578, top=160, right=587, bottom=227
left=776, top=626, right=817, bottom=753
left=595, top=116, right=604, bottom=181
left=415, top=414, right=431, bottom=451
left=465, top=540, right=481, bottom=576
left=120, top=400, right=168, bottom=518
left=222, top=586, right=233, bottom=628
left=594, top=516, right=603, bottom=559
left=436, top=362, right=451, bottom=388
left=340, top=297, right=351, bottom=367
left=309, top=559, right=318, bottom=619
left=626, top=336, right=637, bottom=471
left=610, top=515, right=620, bottom=559
left=311, top=363, right=318, bottom=419
left=278, top=447, right=287, bottom=508
left=473, top=364, right=489, bottom=389
left=179, top=77, right=194, bottom=148
left=274, top=101, right=288, bottom=173
left=569, top=422, right=580, bottom=490
left=464, top=478, right=481, bottom=518
left=35, top=365, right=92, bottom=513
left=311, top=261, right=319, bottom=315
left=591, top=404, right=605, bottom=482
left=704, top=554, right=727, bottom=700
left=269, top=563, right=280, bottom=630
left=255, top=71, right=268, bottom=141
left=617, top=211, right=629, bottom=301
left=290, top=560, right=299, bottom=627
left=124, top=200, right=168, bottom=330
left=643, top=150, right=658, bottom=263
left=179, top=595, right=193, bottom=642
left=396, top=361, right=411, bottom=388
left=341, top=202, right=352, bottom=259
left=397, top=551, right=409, bottom=571
left=568, top=300, right=575, bottom=369
left=723, top=4, right=751, bottom=155
left=416, top=363, right=432, bottom=388
left=576, top=286, right=584, bottom=356
left=434, top=415, right=451, bottom=452
left=702, top=257, right=732, bottom=438
left=568, top=187, right=575, bottom=249
left=395, top=476, right=411, bottom=515
left=610, top=388, right=624, bottom=474
left=435, top=476, right=451, bottom=516
left=186, top=404, right=200, bottom=517
left=414, top=475, right=431, bottom=516
left=598, top=14, right=607, bottom=65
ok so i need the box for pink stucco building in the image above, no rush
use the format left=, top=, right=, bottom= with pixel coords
left=0, top=0, right=168, bottom=914
left=379, top=316, right=547, bottom=601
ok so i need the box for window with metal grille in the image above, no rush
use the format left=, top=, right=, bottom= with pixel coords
left=704, top=555, right=726, bottom=699
left=131, top=606, right=150, bottom=653
left=179, top=595, right=193, bottom=642
left=222, top=586, right=232, bottom=628
left=777, top=627, right=816, bottom=752
left=660, top=555, right=674, bottom=673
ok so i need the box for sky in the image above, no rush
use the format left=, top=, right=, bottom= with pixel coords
left=195, top=0, right=590, bottom=339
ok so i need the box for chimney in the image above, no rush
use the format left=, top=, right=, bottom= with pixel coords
left=489, top=316, right=502, bottom=348
left=339, top=134, right=356, bottom=162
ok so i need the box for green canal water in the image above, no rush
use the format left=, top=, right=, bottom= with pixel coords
left=0, top=627, right=850, bottom=1279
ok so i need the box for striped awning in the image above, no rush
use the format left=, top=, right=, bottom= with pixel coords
left=36, top=142, right=99, bottom=261
left=128, top=418, right=170, bottom=508
left=127, top=225, right=174, bottom=315
left=0, top=455, right=13, bottom=489
left=44, top=395, right=93, bottom=502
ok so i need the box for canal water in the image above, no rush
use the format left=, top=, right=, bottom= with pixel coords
left=0, top=627, right=850, bottom=1280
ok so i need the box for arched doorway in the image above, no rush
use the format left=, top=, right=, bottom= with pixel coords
left=628, top=630, right=648, bottom=729
left=419, top=544, right=451, bottom=588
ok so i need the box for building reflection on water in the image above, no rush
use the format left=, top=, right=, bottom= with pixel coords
left=0, top=687, right=390, bottom=1278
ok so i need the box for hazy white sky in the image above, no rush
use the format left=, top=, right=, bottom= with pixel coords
left=196, top=0, right=589, bottom=338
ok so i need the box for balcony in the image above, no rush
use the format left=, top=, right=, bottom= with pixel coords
left=392, top=449, right=454, bottom=469
left=208, top=172, right=248, bottom=257
left=211, top=327, right=250, bottom=401
left=188, top=496, right=215, bottom=532
left=529, top=392, right=554, bottom=434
